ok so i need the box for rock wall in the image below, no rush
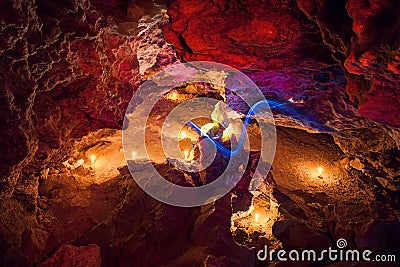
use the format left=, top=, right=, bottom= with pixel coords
left=163, top=0, right=400, bottom=127
left=0, top=0, right=174, bottom=199
left=0, top=0, right=399, bottom=266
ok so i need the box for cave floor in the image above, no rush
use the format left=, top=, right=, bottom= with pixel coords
left=25, top=125, right=398, bottom=266
left=272, top=127, right=383, bottom=226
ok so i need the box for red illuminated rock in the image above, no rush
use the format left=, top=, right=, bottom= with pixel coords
left=163, top=0, right=400, bottom=127
left=163, top=0, right=333, bottom=70
left=0, top=0, right=399, bottom=266
left=38, top=244, right=101, bottom=267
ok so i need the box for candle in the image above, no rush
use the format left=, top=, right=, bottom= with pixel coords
left=317, top=166, right=324, bottom=179
left=255, top=213, right=259, bottom=222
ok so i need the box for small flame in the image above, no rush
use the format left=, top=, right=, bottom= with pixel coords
left=180, top=131, right=187, bottom=139
left=317, top=166, right=323, bottom=176
left=171, top=92, right=177, bottom=100
left=184, top=150, right=189, bottom=160
left=255, top=213, right=259, bottom=222
left=90, top=155, right=96, bottom=165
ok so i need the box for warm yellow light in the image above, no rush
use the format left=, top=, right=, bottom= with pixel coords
left=255, top=213, right=259, bottom=222
left=172, top=92, right=177, bottom=99
left=200, top=122, right=215, bottom=136
left=180, top=131, right=187, bottom=139
left=317, top=166, right=323, bottom=176
left=184, top=150, right=189, bottom=160
left=221, top=124, right=234, bottom=142
left=90, top=155, right=96, bottom=165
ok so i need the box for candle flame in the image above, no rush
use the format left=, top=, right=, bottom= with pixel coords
left=255, top=213, right=259, bottom=222
left=184, top=150, right=189, bottom=160
left=172, top=92, right=177, bottom=100
left=317, top=166, right=323, bottom=176
left=90, top=155, right=96, bottom=165
left=180, top=131, right=187, bottom=139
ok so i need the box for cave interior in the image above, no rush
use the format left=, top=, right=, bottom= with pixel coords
left=0, top=0, right=399, bottom=266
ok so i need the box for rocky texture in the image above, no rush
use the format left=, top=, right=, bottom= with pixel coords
left=162, top=0, right=400, bottom=213
left=38, top=244, right=101, bottom=267
left=74, top=167, right=253, bottom=267
left=163, top=0, right=334, bottom=70
left=0, top=0, right=175, bottom=199
left=1, top=128, right=260, bottom=266
left=235, top=68, right=400, bottom=190
left=232, top=126, right=400, bottom=266
left=1, top=0, right=400, bottom=266
left=334, top=127, right=400, bottom=191
left=163, top=0, right=400, bottom=127
left=0, top=0, right=176, bottom=265
left=264, top=127, right=400, bottom=266
left=298, top=0, right=400, bottom=127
